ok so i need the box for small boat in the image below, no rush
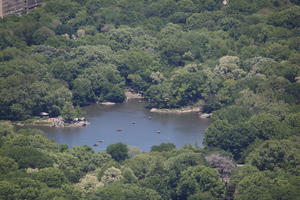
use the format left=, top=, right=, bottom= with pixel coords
left=97, top=140, right=104, bottom=143
left=116, top=129, right=123, bottom=132
left=132, top=121, right=136, bottom=124
left=93, top=143, right=99, bottom=146
left=148, top=116, right=152, bottom=119
left=156, top=130, right=161, bottom=134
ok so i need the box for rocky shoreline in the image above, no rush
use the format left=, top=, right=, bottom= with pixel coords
left=10, top=116, right=90, bottom=128
left=199, top=113, right=212, bottom=118
left=51, top=117, right=90, bottom=127
left=97, top=102, right=116, bottom=105
left=150, top=106, right=201, bottom=113
left=125, top=89, right=143, bottom=101
left=150, top=106, right=212, bottom=118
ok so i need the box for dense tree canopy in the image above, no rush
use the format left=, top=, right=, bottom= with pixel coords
left=106, top=142, right=129, bottom=162
left=0, top=0, right=300, bottom=199
left=0, top=0, right=299, bottom=119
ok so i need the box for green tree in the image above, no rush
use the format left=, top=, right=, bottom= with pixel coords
left=60, top=146, right=111, bottom=174
left=34, top=168, right=68, bottom=188
left=249, top=113, right=290, bottom=139
left=284, top=112, right=300, bottom=135
left=61, top=102, right=82, bottom=121
left=246, top=139, right=300, bottom=173
left=88, top=184, right=161, bottom=200
left=285, top=83, right=300, bottom=104
left=0, top=157, right=18, bottom=177
left=12, top=178, right=47, bottom=200
left=177, top=165, right=225, bottom=200
left=187, top=192, right=216, bottom=200
left=230, top=164, right=260, bottom=185
left=140, top=174, right=171, bottom=200
left=204, top=120, right=256, bottom=160
left=0, top=146, right=53, bottom=169
left=164, top=152, right=206, bottom=198
left=151, top=143, right=176, bottom=152
left=33, top=27, right=55, bottom=44
left=106, top=143, right=129, bottom=162
left=124, top=154, right=165, bottom=179
left=211, top=105, right=252, bottom=122
left=213, top=56, right=245, bottom=80
left=268, top=6, right=300, bottom=29
left=72, top=64, right=125, bottom=104
left=0, top=124, right=14, bottom=139
left=234, top=171, right=300, bottom=200
left=0, top=181, right=19, bottom=200
left=145, top=82, right=175, bottom=108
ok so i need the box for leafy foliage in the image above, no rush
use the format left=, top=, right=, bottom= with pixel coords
left=106, top=142, right=129, bottom=162
left=0, top=0, right=300, bottom=199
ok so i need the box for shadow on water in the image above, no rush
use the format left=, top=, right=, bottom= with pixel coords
left=31, top=100, right=210, bottom=151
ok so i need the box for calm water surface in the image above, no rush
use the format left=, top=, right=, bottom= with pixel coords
left=39, top=100, right=210, bottom=151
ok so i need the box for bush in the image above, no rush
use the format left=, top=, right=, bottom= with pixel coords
left=0, top=146, right=53, bottom=169
left=151, top=143, right=176, bottom=152
left=106, top=143, right=129, bottom=162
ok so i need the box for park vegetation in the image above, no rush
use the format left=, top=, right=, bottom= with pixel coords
left=0, top=125, right=299, bottom=200
left=0, top=0, right=300, bottom=199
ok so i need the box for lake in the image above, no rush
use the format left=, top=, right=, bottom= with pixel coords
left=39, top=100, right=210, bottom=151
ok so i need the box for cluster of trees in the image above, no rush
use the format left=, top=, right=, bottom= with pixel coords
left=1, top=0, right=300, bottom=199
left=1, top=0, right=300, bottom=120
left=204, top=105, right=300, bottom=160
left=0, top=126, right=299, bottom=200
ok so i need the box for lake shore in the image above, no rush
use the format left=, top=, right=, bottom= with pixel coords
left=97, top=102, right=116, bottom=105
left=150, top=106, right=202, bottom=114
left=150, top=105, right=212, bottom=118
left=3, top=116, right=90, bottom=128
left=95, top=89, right=143, bottom=105
left=125, top=89, right=143, bottom=101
